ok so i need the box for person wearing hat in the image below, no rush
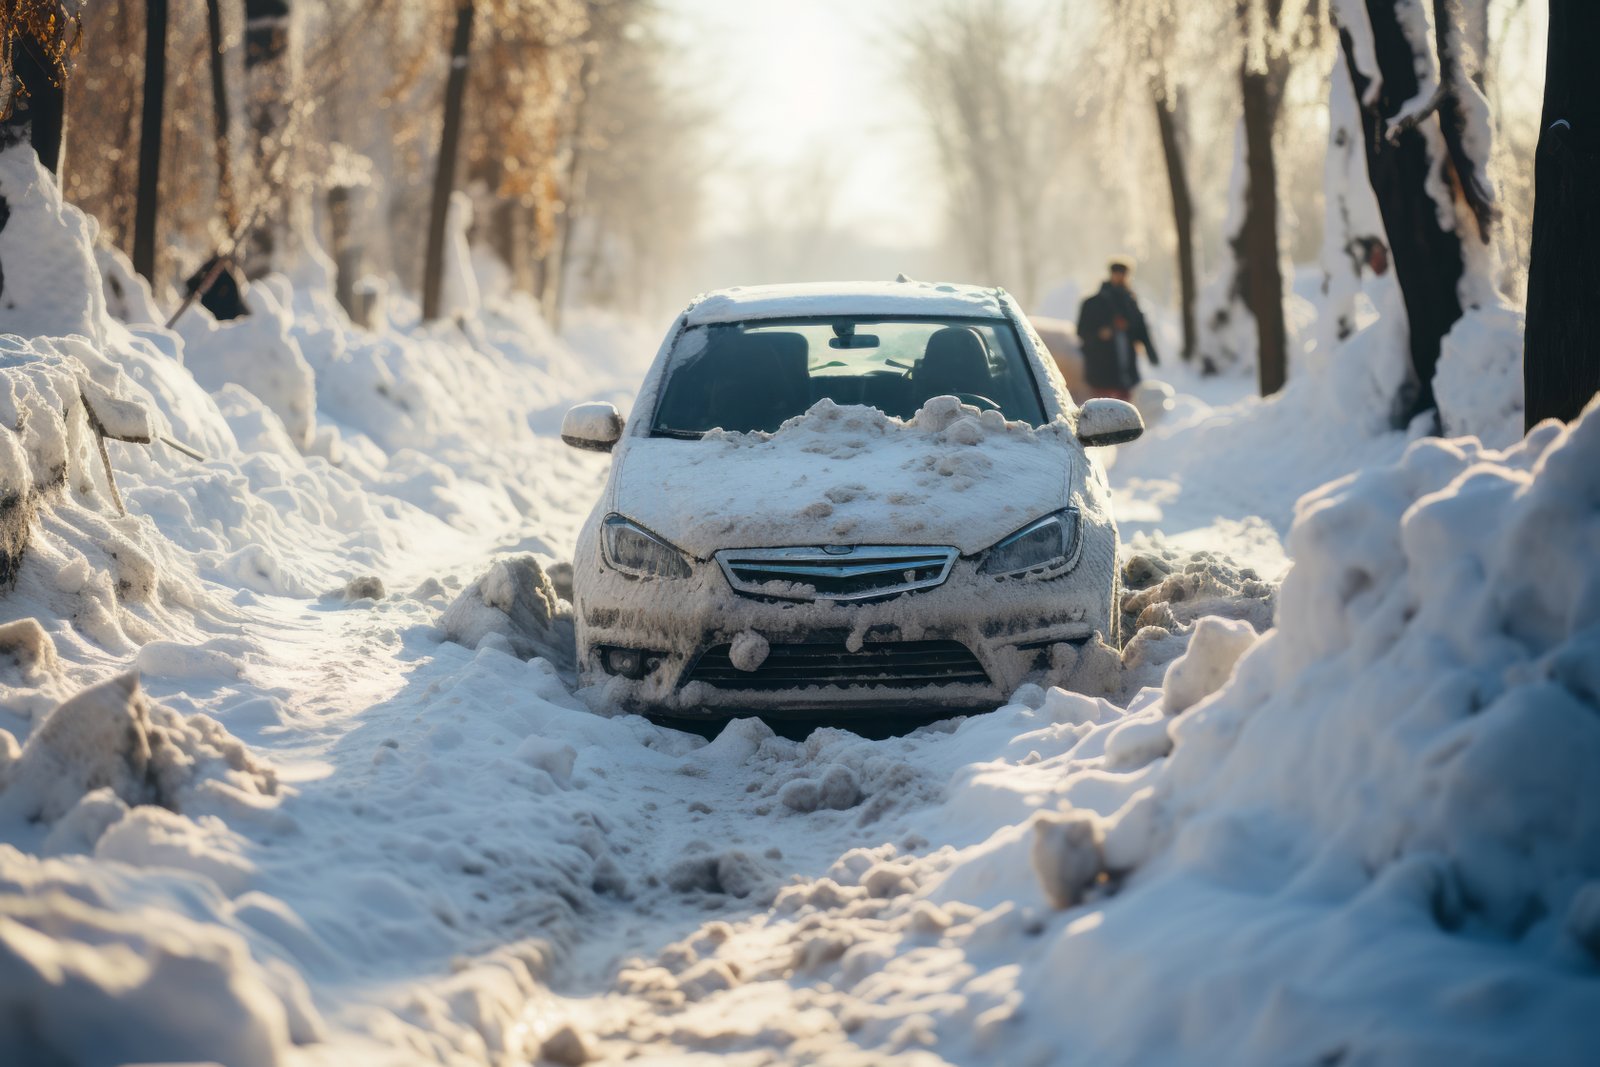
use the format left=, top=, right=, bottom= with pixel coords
left=1076, top=257, right=1160, bottom=401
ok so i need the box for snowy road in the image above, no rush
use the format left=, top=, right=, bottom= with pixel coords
left=184, top=399, right=1288, bottom=1064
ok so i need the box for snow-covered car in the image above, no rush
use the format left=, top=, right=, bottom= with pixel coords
left=561, top=280, right=1144, bottom=721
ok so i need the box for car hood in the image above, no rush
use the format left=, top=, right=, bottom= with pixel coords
left=610, top=399, right=1078, bottom=558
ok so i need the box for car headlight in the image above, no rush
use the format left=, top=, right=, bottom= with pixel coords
left=601, top=514, right=693, bottom=579
left=978, top=509, right=1081, bottom=577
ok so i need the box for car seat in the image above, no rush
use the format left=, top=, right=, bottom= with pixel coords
left=913, top=326, right=993, bottom=409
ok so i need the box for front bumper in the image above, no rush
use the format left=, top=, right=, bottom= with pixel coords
left=574, top=532, right=1117, bottom=718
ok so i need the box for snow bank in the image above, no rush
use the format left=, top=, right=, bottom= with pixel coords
left=0, top=149, right=655, bottom=1061
left=0, top=871, right=316, bottom=1067
left=582, top=399, right=1600, bottom=1064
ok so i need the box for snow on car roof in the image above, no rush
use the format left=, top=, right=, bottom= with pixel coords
left=684, top=279, right=1009, bottom=325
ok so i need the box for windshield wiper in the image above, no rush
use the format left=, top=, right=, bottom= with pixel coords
left=650, top=427, right=706, bottom=440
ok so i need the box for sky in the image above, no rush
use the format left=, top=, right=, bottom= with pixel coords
left=657, top=0, right=937, bottom=245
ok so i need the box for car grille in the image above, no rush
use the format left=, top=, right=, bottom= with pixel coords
left=714, top=545, right=959, bottom=602
left=684, top=639, right=990, bottom=691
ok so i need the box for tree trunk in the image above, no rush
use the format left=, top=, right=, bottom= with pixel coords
left=242, top=0, right=292, bottom=276
left=1237, top=59, right=1288, bottom=397
left=1523, top=0, right=1600, bottom=428
left=328, top=183, right=360, bottom=320
left=1154, top=89, right=1198, bottom=362
left=206, top=0, right=239, bottom=232
left=8, top=37, right=67, bottom=176
left=545, top=50, right=596, bottom=331
left=422, top=1, right=475, bottom=323
left=490, top=197, right=527, bottom=293
left=1339, top=12, right=1466, bottom=425
left=133, top=0, right=169, bottom=284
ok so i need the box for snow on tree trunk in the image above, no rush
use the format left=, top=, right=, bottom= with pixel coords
left=1332, top=0, right=1502, bottom=429
left=1319, top=56, right=1380, bottom=352
left=1523, top=0, right=1600, bottom=428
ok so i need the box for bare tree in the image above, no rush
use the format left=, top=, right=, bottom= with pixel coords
left=1234, top=0, right=1291, bottom=397
left=242, top=0, right=293, bottom=276
left=1523, top=0, right=1600, bottom=427
left=132, top=0, right=168, bottom=283
left=206, top=0, right=238, bottom=233
left=901, top=1, right=1069, bottom=307
left=421, top=0, right=476, bottom=322
left=1153, top=89, right=1198, bottom=361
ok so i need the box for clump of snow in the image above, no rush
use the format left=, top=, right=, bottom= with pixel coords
left=0, top=672, right=276, bottom=827
left=441, top=555, right=575, bottom=674
left=1121, top=544, right=1276, bottom=636
left=778, top=764, right=860, bottom=814
left=1030, top=809, right=1104, bottom=908
left=727, top=630, right=769, bottom=673
left=1159, top=615, right=1258, bottom=714
left=0, top=617, right=60, bottom=679
left=334, top=574, right=386, bottom=602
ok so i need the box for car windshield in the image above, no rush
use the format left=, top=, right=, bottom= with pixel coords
left=650, top=316, right=1047, bottom=436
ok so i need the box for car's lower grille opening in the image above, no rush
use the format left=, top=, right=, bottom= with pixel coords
left=684, top=640, right=990, bottom=691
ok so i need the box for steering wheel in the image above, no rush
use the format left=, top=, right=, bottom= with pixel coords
left=951, top=392, right=1002, bottom=413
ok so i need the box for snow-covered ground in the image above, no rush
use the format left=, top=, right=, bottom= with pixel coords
left=2, top=151, right=1596, bottom=1066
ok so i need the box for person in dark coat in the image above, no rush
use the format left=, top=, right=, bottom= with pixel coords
left=1076, top=258, right=1159, bottom=400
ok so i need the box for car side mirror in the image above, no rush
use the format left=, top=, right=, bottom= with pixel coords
left=561, top=402, right=624, bottom=453
left=1077, top=398, right=1144, bottom=446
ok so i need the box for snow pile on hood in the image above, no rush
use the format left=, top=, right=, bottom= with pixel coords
left=617, top=397, right=1078, bottom=556
left=574, top=401, right=1600, bottom=1064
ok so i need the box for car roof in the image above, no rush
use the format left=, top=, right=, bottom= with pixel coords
left=682, top=280, right=1010, bottom=327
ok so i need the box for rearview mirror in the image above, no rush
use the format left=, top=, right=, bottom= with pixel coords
left=1076, top=398, right=1144, bottom=447
left=561, top=402, right=624, bottom=453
